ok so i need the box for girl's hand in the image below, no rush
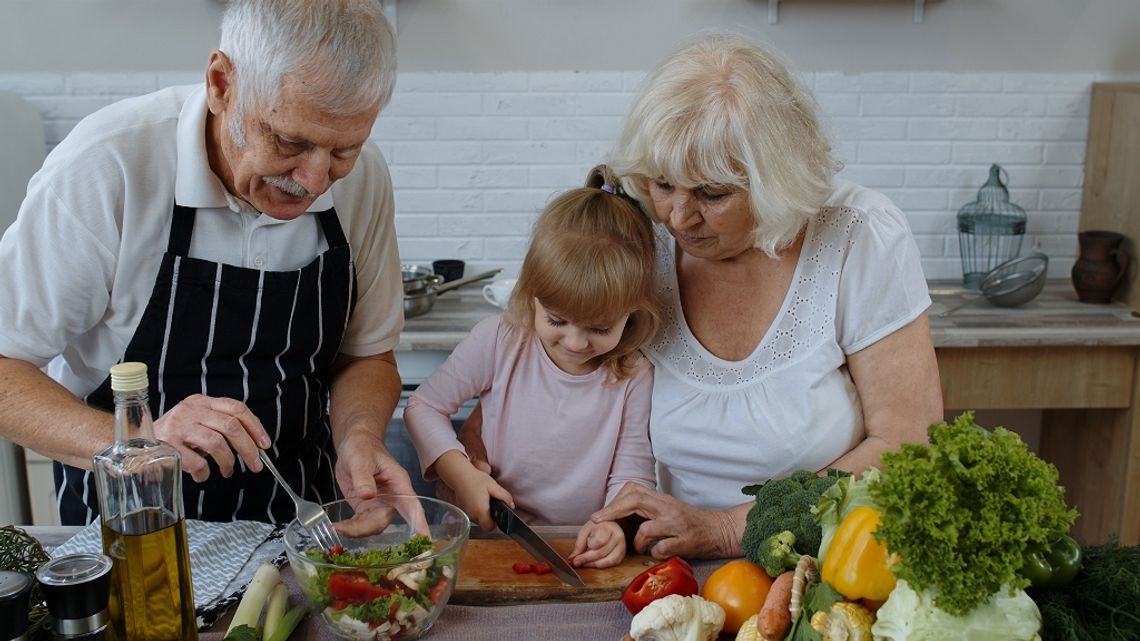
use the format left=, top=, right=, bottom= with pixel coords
left=569, top=520, right=625, bottom=569
left=590, top=483, right=748, bottom=559
left=434, top=450, right=510, bottom=532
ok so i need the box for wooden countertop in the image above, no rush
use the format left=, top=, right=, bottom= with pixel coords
left=398, top=280, right=1140, bottom=352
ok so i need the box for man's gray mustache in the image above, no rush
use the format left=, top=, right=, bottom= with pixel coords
left=263, top=175, right=313, bottom=198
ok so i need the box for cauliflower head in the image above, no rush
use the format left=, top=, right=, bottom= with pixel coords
left=629, top=594, right=725, bottom=641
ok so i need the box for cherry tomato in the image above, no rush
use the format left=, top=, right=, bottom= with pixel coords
left=699, top=559, right=773, bottom=633
left=532, top=563, right=553, bottom=575
left=621, top=557, right=699, bottom=615
left=428, top=577, right=449, bottom=603
left=512, top=562, right=533, bottom=574
left=327, top=572, right=392, bottom=604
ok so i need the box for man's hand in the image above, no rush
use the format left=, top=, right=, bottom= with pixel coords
left=333, top=427, right=416, bottom=500
left=590, top=483, right=746, bottom=560
left=154, top=394, right=271, bottom=482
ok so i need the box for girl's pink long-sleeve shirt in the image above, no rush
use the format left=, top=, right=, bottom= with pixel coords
left=403, top=315, right=656, bottom=526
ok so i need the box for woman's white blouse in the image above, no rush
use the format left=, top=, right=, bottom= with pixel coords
left=644, top=181, right=931, bottom=509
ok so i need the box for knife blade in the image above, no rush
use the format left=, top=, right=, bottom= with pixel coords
left=489, top=498, right=584, bottom=587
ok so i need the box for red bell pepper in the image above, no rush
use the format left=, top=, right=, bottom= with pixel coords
left=621, top=556, right=699, bottom=615
left=327, top=572, right=392, bottom=605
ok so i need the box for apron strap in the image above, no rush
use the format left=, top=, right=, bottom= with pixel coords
left=318, top=208, right=349, bottom=250
left=168, top=204, right=196, bottom=255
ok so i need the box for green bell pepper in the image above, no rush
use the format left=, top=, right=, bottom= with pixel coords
left=1022, top=534, right=1082, bottom=589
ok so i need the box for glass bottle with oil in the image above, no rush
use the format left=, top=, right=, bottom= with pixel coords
left=92, top=362, right=197, bottom=641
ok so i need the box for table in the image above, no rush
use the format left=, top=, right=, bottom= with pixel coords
left=402, top=282, right=1140, bottom=545
left=25, top=526, right=704, bottom=641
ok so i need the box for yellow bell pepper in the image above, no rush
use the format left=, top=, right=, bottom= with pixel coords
left=819, top=506, right=896, bottom=601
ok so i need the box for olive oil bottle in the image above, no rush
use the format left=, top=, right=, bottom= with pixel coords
left=92, top=362, right=197, bottom=641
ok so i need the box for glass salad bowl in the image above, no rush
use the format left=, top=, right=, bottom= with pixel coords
left=284, top=496, right=470, bottom=641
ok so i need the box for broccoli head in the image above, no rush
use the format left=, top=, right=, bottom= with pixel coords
left=741, top=469, right=848, bottom=577
left=757, top=530, right=802, bottom=577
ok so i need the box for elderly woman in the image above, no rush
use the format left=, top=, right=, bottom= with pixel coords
left=459, top=32, right=943, bottom=560
left=588, top=32, right=943, bottom=559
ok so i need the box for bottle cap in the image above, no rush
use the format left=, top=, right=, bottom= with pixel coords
left=35, top=553, right=113, bottom=638
left=109, top=362, right=148, bottom=393
left=0, top=571, right=33, bottom=641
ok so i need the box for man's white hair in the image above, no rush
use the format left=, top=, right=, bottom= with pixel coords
left=219, top=0, right=396, bottom=146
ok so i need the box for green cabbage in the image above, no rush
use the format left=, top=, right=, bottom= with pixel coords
left=871, top=580, right=1042, bottom=641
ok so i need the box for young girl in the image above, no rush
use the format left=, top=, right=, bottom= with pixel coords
left=404, top=165, right=660, bottom=569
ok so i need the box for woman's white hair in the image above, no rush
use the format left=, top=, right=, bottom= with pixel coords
left=219, top=0, right=396, bottom=145
left=610, top=32, right=838, bottom=257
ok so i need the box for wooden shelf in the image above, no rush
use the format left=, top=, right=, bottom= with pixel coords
left=767, top=0, right=928, bottom=24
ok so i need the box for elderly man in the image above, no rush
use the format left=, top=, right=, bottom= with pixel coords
left=0, top=0, right=413, bottom=524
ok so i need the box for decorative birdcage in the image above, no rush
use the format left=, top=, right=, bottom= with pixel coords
left=957, top=164, right=1027, bottom=289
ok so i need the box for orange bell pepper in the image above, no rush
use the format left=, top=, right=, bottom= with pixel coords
left=820, top=506, right=897, bottom=601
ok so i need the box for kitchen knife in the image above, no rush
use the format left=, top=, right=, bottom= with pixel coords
left=489, top=498, right=584, bottom=587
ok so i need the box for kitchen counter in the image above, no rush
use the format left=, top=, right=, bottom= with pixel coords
left=399, top=280, right=1140, bottom=546
left=400, top=281, right=1140, bottom=351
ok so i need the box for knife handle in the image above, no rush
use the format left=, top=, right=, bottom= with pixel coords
left=489, top=498, right=512, bottom=534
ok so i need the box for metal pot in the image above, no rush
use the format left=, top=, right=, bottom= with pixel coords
left=403, top=268, right=502, bottom=318
left=402, top=264, right=444, bottom=295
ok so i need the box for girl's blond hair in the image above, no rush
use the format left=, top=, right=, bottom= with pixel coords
left=610, top=32, right=839, bottom=257
left=506, top=165, right=661, bottom=381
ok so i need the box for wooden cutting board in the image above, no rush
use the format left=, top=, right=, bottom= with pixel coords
left=451, top=538, right=657, bottom=605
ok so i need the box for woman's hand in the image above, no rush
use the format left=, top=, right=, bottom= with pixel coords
left=569, top=520, right=625, bottom=569
left=590, top=483, right=746, bottom=560
left=154, top=394, right=271, bottom=483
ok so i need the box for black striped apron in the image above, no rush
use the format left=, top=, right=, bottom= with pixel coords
left=55, top=203, right=357, bottom=525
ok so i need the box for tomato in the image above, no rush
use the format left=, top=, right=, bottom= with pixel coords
left=428, top=577, right=449, bottom=604
left=532, top=563, right=553, bottom=575
left=621, top=557, right=699, bottom=615
left=327, top=572, right=392, bottom=604
left=512, top=562, right=533, bottom=574
left=699, top=559, right=773, bottom=633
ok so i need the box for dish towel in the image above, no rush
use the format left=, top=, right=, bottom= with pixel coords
left=52, top=518, right=287, bottom=630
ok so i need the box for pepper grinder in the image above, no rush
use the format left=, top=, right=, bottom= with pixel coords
left=0, top=571, right=33, bottom=641
left=35, top=553, right=113, bottom=640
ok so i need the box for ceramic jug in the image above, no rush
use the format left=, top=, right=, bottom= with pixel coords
left=1071, top=230, right=1130, bottom=304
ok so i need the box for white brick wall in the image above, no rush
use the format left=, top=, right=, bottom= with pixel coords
left=5, top=69, right=1140, bottom=282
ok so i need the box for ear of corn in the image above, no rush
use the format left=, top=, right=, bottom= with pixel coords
left=733, top=614, right=762, bottom=641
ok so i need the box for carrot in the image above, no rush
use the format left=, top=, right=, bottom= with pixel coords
left=756, top=570, right=794, bottom=640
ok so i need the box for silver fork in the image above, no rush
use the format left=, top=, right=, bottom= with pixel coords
left=258, top=450, right=344, bottom=551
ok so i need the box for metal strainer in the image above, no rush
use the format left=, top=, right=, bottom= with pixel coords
left=978, top=253, right=1049, bottom=307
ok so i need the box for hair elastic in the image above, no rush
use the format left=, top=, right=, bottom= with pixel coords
left=600, top=184, right=616, bottom=194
